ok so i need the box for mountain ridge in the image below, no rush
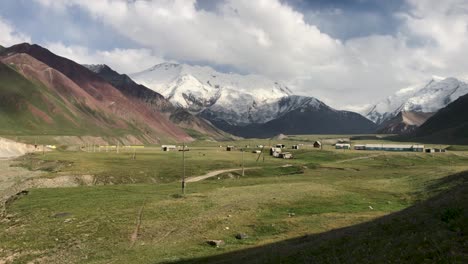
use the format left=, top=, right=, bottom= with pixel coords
left=85, top=64, right=233, bottom=140
left=208, top=98, right=377, bottom=138
left=0, top=43, right=192, bottom=143
left=376, top=111, right=435, bottom=135
left=130, top=62, right=377, bottom=137
left=408, top=93, right=468, bottom=144
left=130, top=62, right=295, bottom=125
left=365, top=77, right=468, bottom=125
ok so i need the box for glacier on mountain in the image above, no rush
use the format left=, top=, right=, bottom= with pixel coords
left=365, top=77, right=468, bottom=124
left=130, top=63, right=324, bottom=125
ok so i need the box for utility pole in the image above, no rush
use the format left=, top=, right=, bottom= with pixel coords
left=182, top=143, right=186, bottom=194
left=241, top=148, right=245, bottom=177
left=256, top=146, right=264, bottom=162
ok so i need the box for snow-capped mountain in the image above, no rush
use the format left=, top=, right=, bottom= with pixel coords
left=130, top=63, right=298, bottom=125
left=365, top=77, right=468, bottom=124
left=130, top=62, right=377, bottom=137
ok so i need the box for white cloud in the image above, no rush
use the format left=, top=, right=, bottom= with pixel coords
left=33, top=0, right=342, bottom=79
left=28, top=0, right=468, bottom=108
left=340, top=104, right=372, bottom=114
left=45, top=42, right=164, bottom=73
left=0, top=17, right=31, bottom=47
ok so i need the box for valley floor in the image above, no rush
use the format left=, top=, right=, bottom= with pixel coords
left=0, top=137, right=467, bottom=263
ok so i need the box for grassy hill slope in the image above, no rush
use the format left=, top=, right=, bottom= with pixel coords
left=175, top=171, right=467, bottom=263
left=0, top=61, right=92, bottom=135
left=0, top=44, right=192, bottom=143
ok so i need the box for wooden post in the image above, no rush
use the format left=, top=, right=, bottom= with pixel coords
left=241, top=148, right=245, bottom=177
left=182, top=143, right=186, bottom=194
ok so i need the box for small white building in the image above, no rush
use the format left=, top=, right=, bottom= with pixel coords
left=161, top=145, right=177, bottom=151
left=279, top=152, right=293, bottom=159
left=270, top=147, right=282, bottom=156
left=412, top=145, right=425, bottom=152
left=425, top=148, right=446, bottom=153
left=354, top=144, right=366, bottom=150
left=335, top=143, right=351, bottom=149
left=361, top=144, right=425, bottom=152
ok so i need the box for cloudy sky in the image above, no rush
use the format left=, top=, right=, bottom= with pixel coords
left=1, top=0, right=468, bottom=111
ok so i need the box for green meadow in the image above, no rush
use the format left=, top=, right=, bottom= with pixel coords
left=0, top=136, right=467, bottom=263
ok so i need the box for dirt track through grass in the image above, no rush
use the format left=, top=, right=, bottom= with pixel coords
left=130, top=199, right=147, bottom=247
left=185, top=167, right=261, bottom=182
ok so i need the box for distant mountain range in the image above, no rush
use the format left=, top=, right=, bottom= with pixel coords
left=84, top=64, right=231, bottom=141
left=2, top=42, right=467, bottom=142
left=130, top=63, right=376, bottom=137
left=130, top=62, right=294, bottom=125
left=364, top=77, right=468, bottom=134
left=0, top=43, right=228, bottom=143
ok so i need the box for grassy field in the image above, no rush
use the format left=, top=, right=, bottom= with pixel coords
left=0, top=137, right=467, bottom=263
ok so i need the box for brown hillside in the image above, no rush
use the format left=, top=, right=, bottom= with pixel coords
left=1, top=44, right=192, bottom=143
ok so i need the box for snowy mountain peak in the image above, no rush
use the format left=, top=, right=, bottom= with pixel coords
left=365, top=77, right=468, bottom=124
left=130, top=62, right=296, bottom=124
left=431, top=75, right=446, bottom=81
left=149, top=62, right=181, bottom=71
left=84, top=64, right=108, bottom=73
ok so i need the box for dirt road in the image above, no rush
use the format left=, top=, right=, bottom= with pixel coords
left=333, top=154, right=382, bottom=164
left=185, top=167, right=261, bottom=183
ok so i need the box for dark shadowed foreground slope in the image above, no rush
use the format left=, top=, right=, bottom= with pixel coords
left=166, top=171, right=468, bottom=264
